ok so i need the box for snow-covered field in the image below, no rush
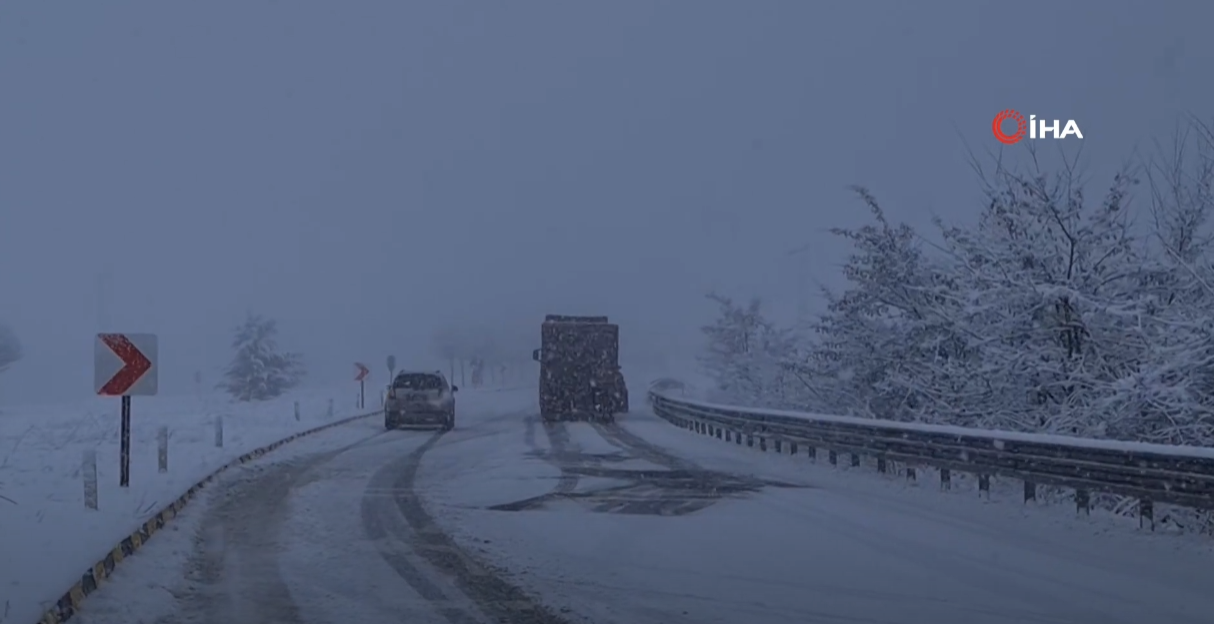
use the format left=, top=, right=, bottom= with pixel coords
left=1, top=384, right=383, bottom=624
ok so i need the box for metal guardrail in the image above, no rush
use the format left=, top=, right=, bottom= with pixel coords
left=647, top=389, right=1214, bottom=520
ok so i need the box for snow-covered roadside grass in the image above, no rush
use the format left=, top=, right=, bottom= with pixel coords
left=621, top=405, right=1214, bottom=558
left=17, top=385, right=538, bottom=624
left=0, top=385, right=370, bottom=624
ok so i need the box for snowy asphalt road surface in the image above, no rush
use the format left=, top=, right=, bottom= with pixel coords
left=71, top=399, right=1214, bottom=624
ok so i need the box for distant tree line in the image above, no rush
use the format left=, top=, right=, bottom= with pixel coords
left=430, top=324, right=534, bottom=388
left=0, top=312, right=307, bottom=404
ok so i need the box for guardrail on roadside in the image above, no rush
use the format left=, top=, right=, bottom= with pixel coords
left=647, top=388, right=1214, bottom=525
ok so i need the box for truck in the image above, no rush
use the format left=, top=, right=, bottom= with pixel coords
left=532, top=314, right=629, bottom=422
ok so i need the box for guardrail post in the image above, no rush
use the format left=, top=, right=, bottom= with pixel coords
left=157, top=426, right=169, bottom=473
left=1139, top=499, right=1154, bottom=531
left=978, top=474, right=990, bottom=498
left=83, top=449, right=98, bottom=511
left=1075, top=489, right=1090, bottom=514
left=850, top=453, right=860, bottom=468
left=829, top=450, right=837, bottom=465
left=715, top=427, right=722, bottom=440
left=735, top=431, right=742, bottom=445
left=774, top=439, right=782, bottom=453
left=905, top=467, right=916, bottom=481
left=806, top=446, right=816, bottom=462
left=1023, top=481, right=1036, bottom=503
left=759, top=437, right=767, bottom=451
left=790, top=442, right=798, bottom=455
left=877, top=457, right=887, bottom=474
left=747, top=434, right=754, bottom=447
left=214, top=416, right=224, bottom=448
left=940, top=468, right=951, bottom=490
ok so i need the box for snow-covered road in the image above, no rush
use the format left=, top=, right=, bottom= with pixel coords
left=70, top=396, right=1214, bottom=624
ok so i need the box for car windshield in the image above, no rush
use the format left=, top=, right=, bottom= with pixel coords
left=393, top=374, right=444, bottom=390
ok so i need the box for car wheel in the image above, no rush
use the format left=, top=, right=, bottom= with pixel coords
left=442, top=412, right=454, bottom=431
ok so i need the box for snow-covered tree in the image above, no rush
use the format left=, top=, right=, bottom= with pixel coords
left=805, top=187, right=975, bottom=423
left=698, top=118, right=1214, bottom=450
left=0, top=322, right=21, bottom=377
left=695, top=120, right=1214, bottom=530
left=698, top=294, right=795, bottom=407
left=218, top=312, right=305, bottom=402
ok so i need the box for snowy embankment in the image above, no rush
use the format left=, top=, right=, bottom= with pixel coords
left=0, top=385, right=375, bottom=624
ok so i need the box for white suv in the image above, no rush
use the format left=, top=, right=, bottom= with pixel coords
left=384, top=370, right=457, bottom=431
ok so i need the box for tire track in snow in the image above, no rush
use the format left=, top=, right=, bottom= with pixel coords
left=496, top=417, right=580, bottom=511
left=172, top=431, right=392, bottom=624
left=363, top=430, right=578, bottom=624
left=588, top=420, right=698, bottom=471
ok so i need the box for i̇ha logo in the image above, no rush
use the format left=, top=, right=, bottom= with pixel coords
left=992, top=109, right=1083, bottom=145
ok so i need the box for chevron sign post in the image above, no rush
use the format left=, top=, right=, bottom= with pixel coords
left=95, top=333, right=159, bottom=488
left=355, top=362, right=370, bottom=409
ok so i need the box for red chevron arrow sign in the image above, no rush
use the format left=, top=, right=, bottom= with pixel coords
left=354, top=362, right=370, bottom=382
left=95, top=333, right=158, bottom=396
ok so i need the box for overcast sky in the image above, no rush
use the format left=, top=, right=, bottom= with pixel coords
left=1, top=1, right=1209, bottom=403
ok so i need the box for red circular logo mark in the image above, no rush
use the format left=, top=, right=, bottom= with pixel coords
left=992, top=109, right=1027, bottom=144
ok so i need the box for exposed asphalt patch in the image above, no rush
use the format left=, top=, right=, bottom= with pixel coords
left=499, top=418, right=805, bottom=516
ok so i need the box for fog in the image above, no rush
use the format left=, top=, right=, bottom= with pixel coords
left=1, top=1, right=1209, bottom=403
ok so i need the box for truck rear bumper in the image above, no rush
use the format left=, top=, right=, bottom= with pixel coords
left=539, top=410, right=615, bottom=423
